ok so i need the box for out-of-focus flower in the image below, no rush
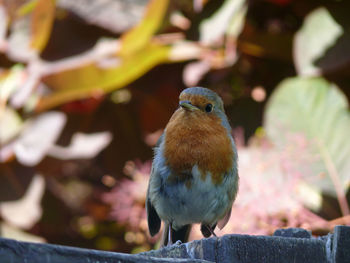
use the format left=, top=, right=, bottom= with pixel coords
left=102, top=160, right=152, bottom=237
left=144, top=129, right=163, bottom=147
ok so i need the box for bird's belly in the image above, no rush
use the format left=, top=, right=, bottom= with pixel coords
left=152, top=166, right=236, bottom=230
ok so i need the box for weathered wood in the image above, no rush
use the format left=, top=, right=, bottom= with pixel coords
left=143, top=226, right=349, bottom=263
left=144, top=233, right=327, bottom=263
left=0, top=237, right=211, bottom=263
left=0, top=226, right=349, bottom=263
left=332, top=225, right=350, bottom=263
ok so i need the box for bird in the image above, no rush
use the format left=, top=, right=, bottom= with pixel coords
left=146, top=87, right=238, bottom=246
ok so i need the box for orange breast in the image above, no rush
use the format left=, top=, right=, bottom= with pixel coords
left=164, top=109, right=234, bottom=184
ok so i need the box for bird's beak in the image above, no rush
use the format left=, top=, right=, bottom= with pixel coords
left=179, top=101, right=199, bottom=111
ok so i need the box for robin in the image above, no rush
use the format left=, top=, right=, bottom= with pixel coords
left=146, top=87, right=238, bottom=246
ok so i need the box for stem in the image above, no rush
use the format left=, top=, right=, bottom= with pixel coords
left=316, top=139, right=350, bottom=216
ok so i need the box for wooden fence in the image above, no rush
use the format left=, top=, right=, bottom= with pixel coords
left=0, top=225, right=349, bottom=263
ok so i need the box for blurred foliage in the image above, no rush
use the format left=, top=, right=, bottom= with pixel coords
left=1, top=0, right=350, bottom=254
left=265, top=78, right=350, bottom=212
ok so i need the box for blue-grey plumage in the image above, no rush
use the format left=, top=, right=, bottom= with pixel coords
left=146, top=87, right=239, bottom=246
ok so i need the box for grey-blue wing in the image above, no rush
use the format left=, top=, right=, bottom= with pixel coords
left=146, top=192, right=161, bottom=236
left=146, top=133, right=164, bottom=236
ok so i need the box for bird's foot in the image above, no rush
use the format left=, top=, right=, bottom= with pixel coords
left=167, top=223, right=173, bottom=245
left=174, top=240, right=182, bottom=245
left=207, top=225, right=217, bottom=237
left=201, top=224, right=217, bottom=238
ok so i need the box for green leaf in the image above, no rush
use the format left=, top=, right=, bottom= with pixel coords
left=294, top=7, right=350, bottom=76
left=119, top=0, right=169, bottom=56
left=264, top=77, right=350, bottom=213
left=37, top=43, right=171, bottom=111
left=30, top=0, right=55, bottom=51
left=16, top=0, right=38, bottom=17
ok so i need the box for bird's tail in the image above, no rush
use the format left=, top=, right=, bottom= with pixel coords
left=161, top=224, right=191, bottom=247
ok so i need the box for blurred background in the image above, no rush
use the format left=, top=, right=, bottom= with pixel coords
left=0, top=0, right=350, bottom=254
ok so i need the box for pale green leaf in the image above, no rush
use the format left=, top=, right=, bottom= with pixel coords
left=48, top=132, right=112, bottom=160
left=0, top=65, right=25, bottom=108
left=8, top=0, right=55, bottom=59
left=0, top=222, right=45, bottom=243
left=199, top=0, right=246, bottom=45
left=0, top=175, right=45, bottom=229
left=293, top=7, right=350, bottom=76
left=0, top=107, right=23, bottom=144
left=7, top=16, right=34, bottom=61
left=264, top=77, right=350, bottom=200
left=14, top=111, right=66, bottom=166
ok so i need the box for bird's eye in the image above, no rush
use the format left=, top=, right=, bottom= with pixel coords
left=205, top=103, right=213, bottom=113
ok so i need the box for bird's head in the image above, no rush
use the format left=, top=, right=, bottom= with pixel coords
left=177, top=87, right=231, bottom=133
left=178, top=87, right=225, bottom=115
